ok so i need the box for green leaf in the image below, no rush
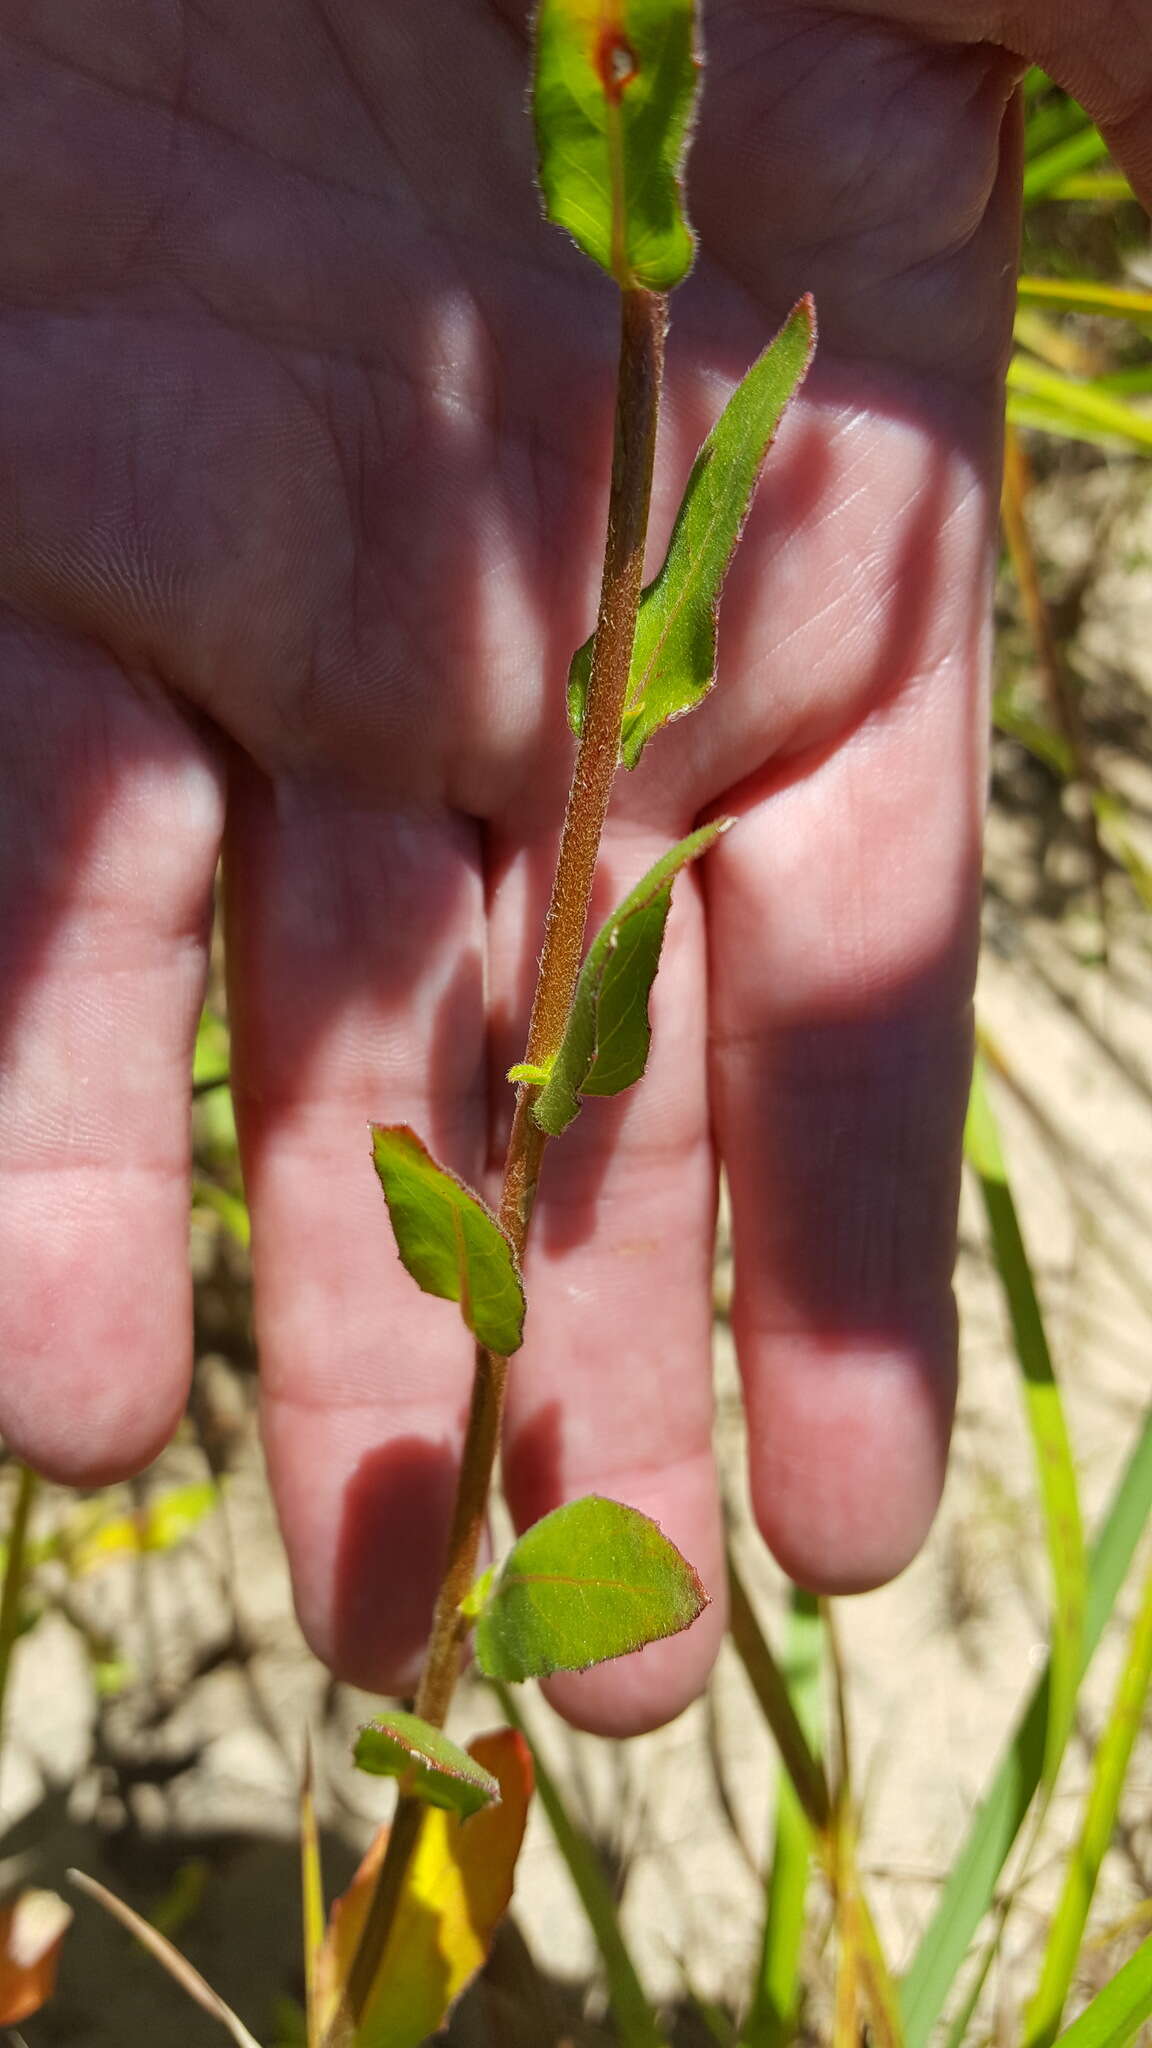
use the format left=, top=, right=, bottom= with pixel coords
left=1016, top=276, right=1152, bottom=326
left=1051, top=1934, right=1152, bottom=2048
left=899, top=1401, right=1152, bottom=2048
left=532, top=0, right=699, bottom=291
left=1006, top=359, right=1152, bottom=453
left=353, top=1711, right=501, bottom=1818
left=725, top=1554, right=831, bottom=1835
left=370, top=1125, right=525, bottom=1356
left=568, top=299, right=816, bottom=765
left=1024, top=1549, right=1152, bottom=2048
left=744, top=1589, right=822, bottom=2048
left=532, top=819, right=731, bottom=1137
left=494, top=1684, right=668, bottom=2048
left=1045, top=172, right=1136, bottom=203
left=459, top=1563, right=496, bottom=1622
left=473, top=1495, right=707, bottom=1682
left=964, top=1058, right=1086, bottom=1795
left=318, top=1732, right=532, bottom=2048
left=1022, top=123, right=1109, bottom=203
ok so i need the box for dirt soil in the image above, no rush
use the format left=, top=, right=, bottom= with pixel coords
left=2, top=461, right=1151, bottom=2048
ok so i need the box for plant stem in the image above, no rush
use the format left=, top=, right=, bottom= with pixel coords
left=341, top=284, right=666, bottom=2035
left=0, top=1463, right=37, bottom=1752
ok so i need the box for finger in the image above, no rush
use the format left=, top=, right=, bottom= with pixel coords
left=224, top=773, right=487, bottom=1693
left=708, top=474, right=986, bottom=1594
left=869, top=1, right=1152, bottom=206
left=490, top=815, right=727, bottom=1738
left=0, top=620, right=224, bottom=1480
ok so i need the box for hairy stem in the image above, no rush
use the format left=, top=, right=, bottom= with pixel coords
left=342, top=285, right=666, bottom=2033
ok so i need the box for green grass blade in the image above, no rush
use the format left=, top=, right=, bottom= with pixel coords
left=964, top=1058, right=1087, bottom=1790
left=900, top=1402, right=1152, bottom=2048
left=1006, top=360, right=1152, bottom=453
left=1016, top=277, right=1152, bottom=325
left=1023, top=125, right=1110, bottom=202
left=743, top=1591, right=821, bottom=2048
left=992, top=690, right=1075, bottom=778
left=727, top=1564, right=902, bottom=2048
left=1023, top=92, right=1092, bottom=159
left=1024, top=1549, right=1152, bottom=2048
left=1005, top=395, right=1143, bottom=452
left=941, top=1928, right=1001, bottom=2048
left=1093, top=364, right=1152, bottom=397
left=299, top=1743, right=325, bottom=2048
left=1045, top=173, right=1137, bottom=203
left=0, top=1465, right=38, bottom=1750
left=726, top=1558, right=830, bottom=1834
left=493, top=1685, right=669, bottom=2048
left=192, top=1177, right=252, bottom=1248
left=1052, top=1933, right=1152, bottom=2048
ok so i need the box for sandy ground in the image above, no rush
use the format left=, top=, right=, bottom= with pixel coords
left=2, top=463, right=1151, bottom=2047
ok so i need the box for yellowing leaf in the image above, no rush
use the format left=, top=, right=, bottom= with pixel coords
left=317, top=1730, right=533, bottom=2048
left=69, top=1482, right=218, bottom=1576
left=533, top=0, right=700, bottom=290
left=0, top=1889, right=71, bottom=2025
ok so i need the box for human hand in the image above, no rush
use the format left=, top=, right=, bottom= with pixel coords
left=0, top=1, right=1147, bottom=1734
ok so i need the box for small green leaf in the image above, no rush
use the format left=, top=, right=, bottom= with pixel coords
left=370, top=1125, right=525, bottom=1356
left=533, top=0, right=699, bottom=291
left=473, top=1495, right=708, bottom=1682
left=532, top=820, right=730, bottom=1138
left=965, top=1058, right=1086, bottom=1796
left=460, top=1563, right=497, bottom=1623
left=569, top=298, right=816, bottom=765
left=507, top=1061, right=553, bottom=1087
left=353, top=1711, right=501, bottom=1818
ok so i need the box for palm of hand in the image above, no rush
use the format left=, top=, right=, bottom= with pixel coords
left=0, top=0, right=1073, bottom=1729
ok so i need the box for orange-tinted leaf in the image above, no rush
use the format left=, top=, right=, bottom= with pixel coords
left=317, top=1729, right=533, bottom=2048
left=0, top=1889, right=71, bottom=2024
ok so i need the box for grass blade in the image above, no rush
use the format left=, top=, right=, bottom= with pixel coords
left=743, top=1590, right=821, bottom=2048
left=726, top=1560, right=830, bottom=1835
left=1045, top=173, right=1137, bottom=203
left=493, top=1684, right=668, bottom=2048
left=1005, top=396, right=1145, bottom=451
left=0, top=1466, right=38, bottom=1750
left=1023, top=125, right=1110, bottom=202
left=727, top=1563, right=901, bottom=2048
left=1016, top=277, right=1152, bottom=325
left=964, top=1057, right=1087, bottom=1791
left=1006, top=360, right=1152, bottom=452
left=1024, top=1548, right=1152, bottom=2048
left=68, top=1869, right=264, bottom=2048
left=1052, top=1933, right=1152, bottom=2048
left=900, top=1402, right=1152, bottom=2047
left=299, top=1741, right=325, bottom=2048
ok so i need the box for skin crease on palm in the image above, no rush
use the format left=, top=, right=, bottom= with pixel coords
left=0, top=3, right=1148, bottom=1739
